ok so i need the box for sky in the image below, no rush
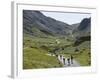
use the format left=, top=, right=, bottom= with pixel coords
left=42, top=11, right=91, bottom=25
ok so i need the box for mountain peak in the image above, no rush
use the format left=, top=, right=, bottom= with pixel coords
left=78, top=18, right=91, bottom=31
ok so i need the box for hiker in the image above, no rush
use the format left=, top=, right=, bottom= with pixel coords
left=70, top=55, right=73, bottom=64
left=60, top=55, right=62, bottom=59
left=63, top=57, right=65, bottom=65
left=67, top=58, right=70, bottom=66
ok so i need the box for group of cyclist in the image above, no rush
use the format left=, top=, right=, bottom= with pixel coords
left=59, top=55, right=73, bottom=66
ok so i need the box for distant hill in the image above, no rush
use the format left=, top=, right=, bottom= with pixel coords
left=23, top=10, right=72, bottom=37
left=72, top=18, right=91, bottom=38
left=23, top=10, right=91, bottom=40
left=72, top=18, right=91, bottom=46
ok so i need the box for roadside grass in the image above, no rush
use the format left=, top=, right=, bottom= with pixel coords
left=23, top=47, right=63, bottom=69
left=74, top=49, right=91, bottom=66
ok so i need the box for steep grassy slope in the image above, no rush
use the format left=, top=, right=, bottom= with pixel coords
left=23, top=47, right=63, bottom=69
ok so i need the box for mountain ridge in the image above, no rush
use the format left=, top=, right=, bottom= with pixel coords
left=23, top=10, right=91, bottom=39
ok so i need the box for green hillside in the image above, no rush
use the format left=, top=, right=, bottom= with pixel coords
left=23, top=35, right=91, bottom=69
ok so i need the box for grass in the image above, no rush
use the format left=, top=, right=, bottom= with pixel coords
left=23, top=47, right=63, bottom=69
left=74, top=49, right=91, bottom=66
left=23, top=36, right=91, bottom=69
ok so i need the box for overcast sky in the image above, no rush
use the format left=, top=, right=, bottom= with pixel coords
left=42, top=11, right=91, bottom=25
